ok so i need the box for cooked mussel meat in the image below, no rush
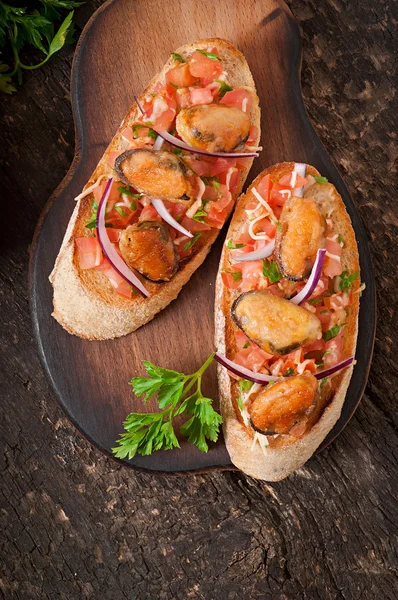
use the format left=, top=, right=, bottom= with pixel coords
left=176, top=104, right=251, bottom=153
left=249, top=372, right=318, bottom=435
left=115, top=149, right=190, bottom=202
left=275, top=196, right=326, bottom=281
left=231, top=290, right=322, bottom=356
left=119, top=221, right=178, bottom=282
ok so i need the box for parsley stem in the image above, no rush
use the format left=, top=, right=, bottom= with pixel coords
left=180, top=352, right=215, bottom=398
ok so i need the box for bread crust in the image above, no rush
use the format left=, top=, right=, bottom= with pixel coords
left=50, top=38, right=260, bottom=339
left=215, top=162, right=360, bottom=481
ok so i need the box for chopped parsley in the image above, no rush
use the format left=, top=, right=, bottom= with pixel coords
left=226, top=239, right=245, bottom=249
left=323, top=323, right=347, bottom=342
left=243, top=341, right=250, bottom=349
left=201, top=175, right=220, bottom=191
left=130, top=200, right=137, bottom=211
left=115, top=206, right=128, bottom=217
left=237, top=379, right=253, bottom=411
left=309, top=298, right=323, bottom=305
left=117, top=186, right=136, bottom=198
left=339, top=270, right=359, bottom=293
left=183, top=232, right=202, bottom=252
left=192, top=207, right=208, bottom=223
left=337, top=234, right=344, bottom=245
left=171, top=52, right=184, bottom=62
left=85, top=200, right=98, bottom=229
left=148, top=128, right=158, bottom=140
left=285, top=368, right=295, bottom=376
left=168, top=82, right=179, bottom=89
left=314, top=176, right=328, bottom=184
left=172, top=147, right=184, bottom=156
left=215, top=80, right=232, bottom=98
left=196, top=49, right=221, bottom=61
left=222, top=269, right=242, bottom=283
left=262, top=259, right=283, bottom=284
left=320, top=377, right=328, bottom=388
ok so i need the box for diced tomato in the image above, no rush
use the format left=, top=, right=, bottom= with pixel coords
left=143, top=96, right=176, bottom=131
left=221, top=266, right=242, bottom=290
left=95, top=258, right=132, bottom=299
left=75, top=237, right=103, bottom=270
left=166, top=63, right=196, bottom=87
left=278, top=171, right=307, bottom=189
left=154, top=82, right=166, bottom=94
left=269, top=359, right=284, bottom=377
left=324, top=237, right=343, bottom=278
left=297, top=359, right=317, bottom=374
left=247, top=347, right=270, bottom=372
left=240, top=260, right=263, bottom=292
left=233, top=347, right=252, bottom=368
left=121, top=126, right=134, bottom=143
left=324, top=333, right=343, bottom=368
left=163, top=201, right=187, bottom=222
left=281, top=360, right=296, bottom=375
left=188, top=49, right=222, bottom=79
left=93, top=183, right=105, bottom=205
left=181, top=215, right=211, bottom=233
left=303, top=338, right=325, bottom=353
left=220, top=88, right=253, bottom=113
left=187, top=157, right=213, bottom=177
left=252, top=217, right=276, bottom=239
left=107, top=228, right=123, bottom=244
left=235, top=330, right=250, bottom=349
left=218, top=167, right=240, bottom=193
left=266, top=283, right=285, bottom=297
left=256, top=174, right=271, bottom=202
left=286, top=348, right=304, bottom=365
left=316, top=306, right=332, bottom=331
left=246, top=125, right=258, bottom=145
left=140, top=205, right=160, bottom=221
left=324, top=293, right=350, bottom=311
left=209, top=157, right=236, bottom=177
left=190, top=87, right=213, bottom=105
left=107, top=151, right=121, bottom=170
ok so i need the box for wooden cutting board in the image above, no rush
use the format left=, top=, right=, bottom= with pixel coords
left=29, top=0, right=376, bottom=474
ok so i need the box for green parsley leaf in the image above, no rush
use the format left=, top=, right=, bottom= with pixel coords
left=222, top=269, right=242, bottom=283
left=323, top=323, right=347, bottom=342
left=172, top=147, right=184, bottom=156
left=309, top=298, right=322, bottom=305
left=113, top=353, right=222, bottom=458
left=339, top=270, right=359, bottom=293
left=276, top=220, right=283, bottom=233
left=285, top=368, right=295, bottom=376
left=168, top=82, right=179, bottom=89
left=243, top=341, right=250, bottom=349
left=148, top=128, right=158, bottom=140
left=215, top=79, right=232, bottom=98
left=117, top=186, right=135, bottom=197
left=314, top=176, right=328, bottom=184
left=115, top=205, right=128, bottom=217
left=171, top=52, right=184, bottom=62
left=320, top=377, right=328, bottom=389
left=130, top=200, right=137, bottom=211
left=192, top=207, right=208, bottom=223
left=237, top=379, right=253, bottom=412
left=183, top=232, right=202, bottom=252
left=201, top=176, right=221, bottom=191
left=226, top=239, right=245, bottom=250
left=196, top=49, right=221, bottom=61
left=337, top=234, right=344, bottom=245
left=262, top=260, right=283, bottom=284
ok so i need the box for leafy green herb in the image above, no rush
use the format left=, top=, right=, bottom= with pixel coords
left=172, top=147, right=184, bottom=156
left=117, top=186, right=135, bottom=198
left=215, top=79, right=232, bottom=98
left=339, top=270, right=359, bottom=293
left=0, top=2, right=84, bottom=92
left=196, top=49, right=221, bottom=61
left=323, top=323, right=347, bottom=342
left=226, top=239, right=245, bottom=250
left=115, top=206, right=128, bottom=217
left=243, top=341, right=250, bottom=349
left=85, top=200, right=98, bottom=229
left=222, top=269, right=242, bottom=283
left=285, top=368, right=295, bottom=376
left=320, top=309, right=329, bottom=314
left=132, top=124, right=145, bottom=138
left=320, top=377, right=328, bottom=388
left=309, top=298, right=322, bottom=305
left=168, top=82, right=179, bottom=89
left=192, top=207, right=207, bottom=223
left=337, top=234, right=344, bottom=245
left=314, top=176, right=328, bottom=184
left=130, top=200, right=137, bottom=211
left=275, top=220, right=283, bottom=233
left=201, top=175, right=220, bottom=191
left=183, top=232, right=202, bottom=252
left=171, top=51, right=183, bottom=62
left=112, top=354, right=222, bottom=458
left=148, top=128, right=158, bottom=140
left=262, top=260, right=282, bottom=284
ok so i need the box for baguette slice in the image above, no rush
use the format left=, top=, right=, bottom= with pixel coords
left=50, top=38, right=260, bottom=339
left=215, top=162, right=360, bottom=481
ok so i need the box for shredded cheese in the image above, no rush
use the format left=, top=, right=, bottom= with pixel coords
left=250, top=432, right=269, bottom=454
left=289, top=171, right=297, bottom=188
left=251, top=187, right=277, bottom=220
left=242, top=97, right=248, bottom=113
left=248, top=214, right=272, bottom=240
left=147, top=97, right=170, bottom=123
left=74, top=174, right=108, bottom=202
left=225, top=167, right=236, bottom=190
left=325, top=251, right=341, bottom=262
left=186, top=178, right=206, bottom=219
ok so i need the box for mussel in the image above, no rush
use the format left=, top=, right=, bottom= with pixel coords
left=115, top=149, right=191, bottom=202
left=249, top=372, right=318, bottom=436
left=119, top=221, right=178, bottom=282
left=176, top=104, right=251, bottom=153
left=231, top=290, right=322, bottom=356
left=275, top=196, right=326, bottom=281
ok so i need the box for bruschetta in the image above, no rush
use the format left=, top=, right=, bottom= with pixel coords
left=50, top=38, right=260, bottom=339
left=215, top=162, right=361, bottom=481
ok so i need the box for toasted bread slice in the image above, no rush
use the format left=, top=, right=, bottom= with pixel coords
left=215, top=162, right=360, bottom=481
left=50, top=38, right=260, bottom=339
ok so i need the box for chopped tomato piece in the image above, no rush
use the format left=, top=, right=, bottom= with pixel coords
left=324, top=237, right=343, bottom=278
left=140, top=205, right=160, bottom=221
left=209, top=157, right=236, bottom=177
left=107, top=228, right=123, bottom=244
left=278, top=171, right=307, bottom=188
left=218, top=167, right=240, bottom=193
left=220, top=88, right=253, bottom=113
left=297, top=359, right=317, bottom=374
left=121, top=126, right=134, bottom=143
left=181, top=215, right=211, bottom=232
left=188, top=49, right=222, bottom=79
left=324, top=333, right=343, bottom=368
left=107, top=151, right=121, bottom=170
left=221, top=266, right=242, bottom=290
left=94, top=258, right=133, bottom=299
left=246, top=125, right=258, bottom=145
left=166, top=63, right=196, bottom=87
left=187, top=157, right=213, bottom=177
left=247, top=347, right=270, bottom=372
left=190, top=87, right=213, bottom=105
left=75, top=237, right=103, bottom=270
left=256, top=174, right=271, bottom=202
left=303, top=338, right=325, bottom=353
left=316, top=306, right=332, bottom=331
left=176, top=91, right=191, bottom=108
left=240, top=260, right=263, bottom=292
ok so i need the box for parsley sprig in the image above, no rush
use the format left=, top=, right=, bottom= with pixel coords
left=0, top=0, right=85, bottom=93
left=262, top=259, right=283, bottom=284
left=112, top=354, right=222, bottom=459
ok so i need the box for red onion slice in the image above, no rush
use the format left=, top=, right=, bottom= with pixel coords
left=232, top=239, right=275, bottom=262
left=134, top=95, right=258, bottom=159
left=215, top=352, right=354, bottom=384
left=96, top=178, right=150, bottom=298
left=151, top=198, right=193, bottom=238
left=290, top=249, right=326, bottom=305
left=293, top=162, right=306, bottom=198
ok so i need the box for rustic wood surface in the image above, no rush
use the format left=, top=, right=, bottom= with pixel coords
left=1, top=0, right=397, bottom=598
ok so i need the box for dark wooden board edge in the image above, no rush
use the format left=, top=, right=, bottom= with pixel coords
left=28, top=0, right=376, bottom=475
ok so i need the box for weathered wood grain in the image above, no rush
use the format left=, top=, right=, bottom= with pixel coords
left=0, top=0, right=397, bottom=598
